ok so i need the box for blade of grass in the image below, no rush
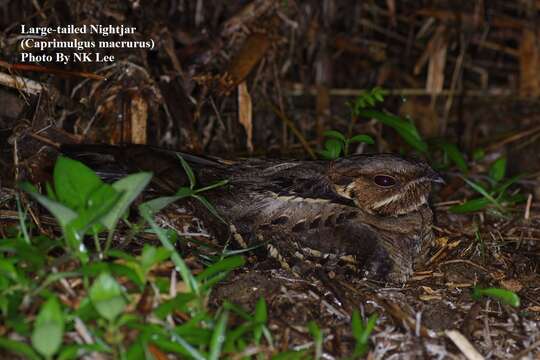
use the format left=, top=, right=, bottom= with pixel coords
left=139, top=204, right=199, bottom=295
left=461, top=177, right=505, bottom=212
left=209, top=310, right=229, bottom=360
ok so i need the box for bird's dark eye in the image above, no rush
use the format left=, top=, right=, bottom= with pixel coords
left=373, top=175, right=396, bottom=187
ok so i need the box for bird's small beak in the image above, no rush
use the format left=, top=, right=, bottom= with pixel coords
left=427, top=171, right=445, bottom=184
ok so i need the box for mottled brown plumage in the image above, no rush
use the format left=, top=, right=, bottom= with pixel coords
left=60, top=144, right=442, bottom=282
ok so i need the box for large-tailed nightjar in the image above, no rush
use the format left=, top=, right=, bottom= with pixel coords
left=60, top=145, right=443, bottom=282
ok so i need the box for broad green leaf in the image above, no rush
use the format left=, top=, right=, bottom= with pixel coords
left=489, top=157, right=507, bottom=182
left=101, top=172, right=153, bottom=231
left=0, top=337, right=40, bottom=360
left=358, top=109, right=428, bottom=153
left=441, top=142, right=468, bottom=173
left=72, top=184, right=121, bottom=232
left=140, top=245, right=171, bottom=274
left=109, top=263, right=145, bottom=288
left=89, top=272, right=126, bottom=321
left=31, top=296, right=64, bottom=357
left=323, top=138, right=343, bottom=159
left=318, top=149, right=334, bottom=160
left=323, top=130, right=346, bottom=142
left=176, top=187, right=195, bottom=197
left=348, top=134, right=375, bottom=145
left=53, top=156, right=102, bottom=209
left=0, top=258, right=20, bottom=282
left=20, top=182, right=78, bottom=228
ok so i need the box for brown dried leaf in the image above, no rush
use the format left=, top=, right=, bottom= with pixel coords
left=130, top=94, right=148, bottom=144
left=519, top=28, right=540, bottom=97
left=238, top=81, right=253, bottom=153
left=426, top=26, right=447, bottom=94
left=499, top=279, right=523, bottom=292
left=148, top=344, right=168, bottom=360
left=222, top=32, right=271, bottom=93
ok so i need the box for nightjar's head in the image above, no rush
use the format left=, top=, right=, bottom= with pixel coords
left=329, top=154, right=443, bottom=216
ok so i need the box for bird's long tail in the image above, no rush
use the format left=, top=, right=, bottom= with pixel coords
left=59, top=144, right=226, bottom=193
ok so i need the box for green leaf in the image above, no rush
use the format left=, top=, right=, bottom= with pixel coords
left=58, top=344, right=109, bottom=360
left=372, top=87, right=387, bottom=101
left=74, top=184, right=121, bottom=231
left=473, top=148, right=485, bottom=161
left=196, top=256, right=245, bottom=282
left=492, top=175, right=521, bottom=194
left=101, top=172, right=153, bottom=231
left=192, top=194, right=227, bottom=224
left=351, top=310, right=363, bottom=339
left=462, top=177, right=505, bottom=212
left=0, top=337, right=41, bottom=360
left=351, top=311, right=378, bottom=357
left=357, top=109, right=428, bottom=153
left=253, top=297, right=268, bottom=343
left=177, top=154, right=196, bottom=189
left=489, top=157, right=507, bottom=183
left=472, top=287, right=520, bottom=307
left=153, top=293, right=197, bottom=319
left=209, top=310, right=229, bottom=360
left=139, top=205, right=199, bottom=295
left=54, top=156, right=103, bottom=209
left=20, top=182, right=78, bottom=228
left=441, top=142, right=468, bottom=173
left=271, top=350, right=307, bottom=360
left=31, top=296, right=64, bottom=357
left=0, top=258, right=21, bottom=283
left=317, top=150, right=333, bottom=160
left=348, top=134, right=375, bottom=145
left=140, top=245, right=171, bottom=274
left=323, top=130, right=346, bottom=142
left=140, top=195, right=184, bottom=215
left=359, top=313, right=378, bottom=345
left=449, top=197, right=491, bottom=213
left=322, top=138, right=343, bottom=159
left=365, top=95, right=375, bottom=107
left=89, top=272, right=126, bottom=321
left=150, top=333, right=206, bottom=360
left=195, top=179, right=229, bottom=193
left=109, top=263, right=145, bottom=288
left=308, top=321, right=323, bottom=360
